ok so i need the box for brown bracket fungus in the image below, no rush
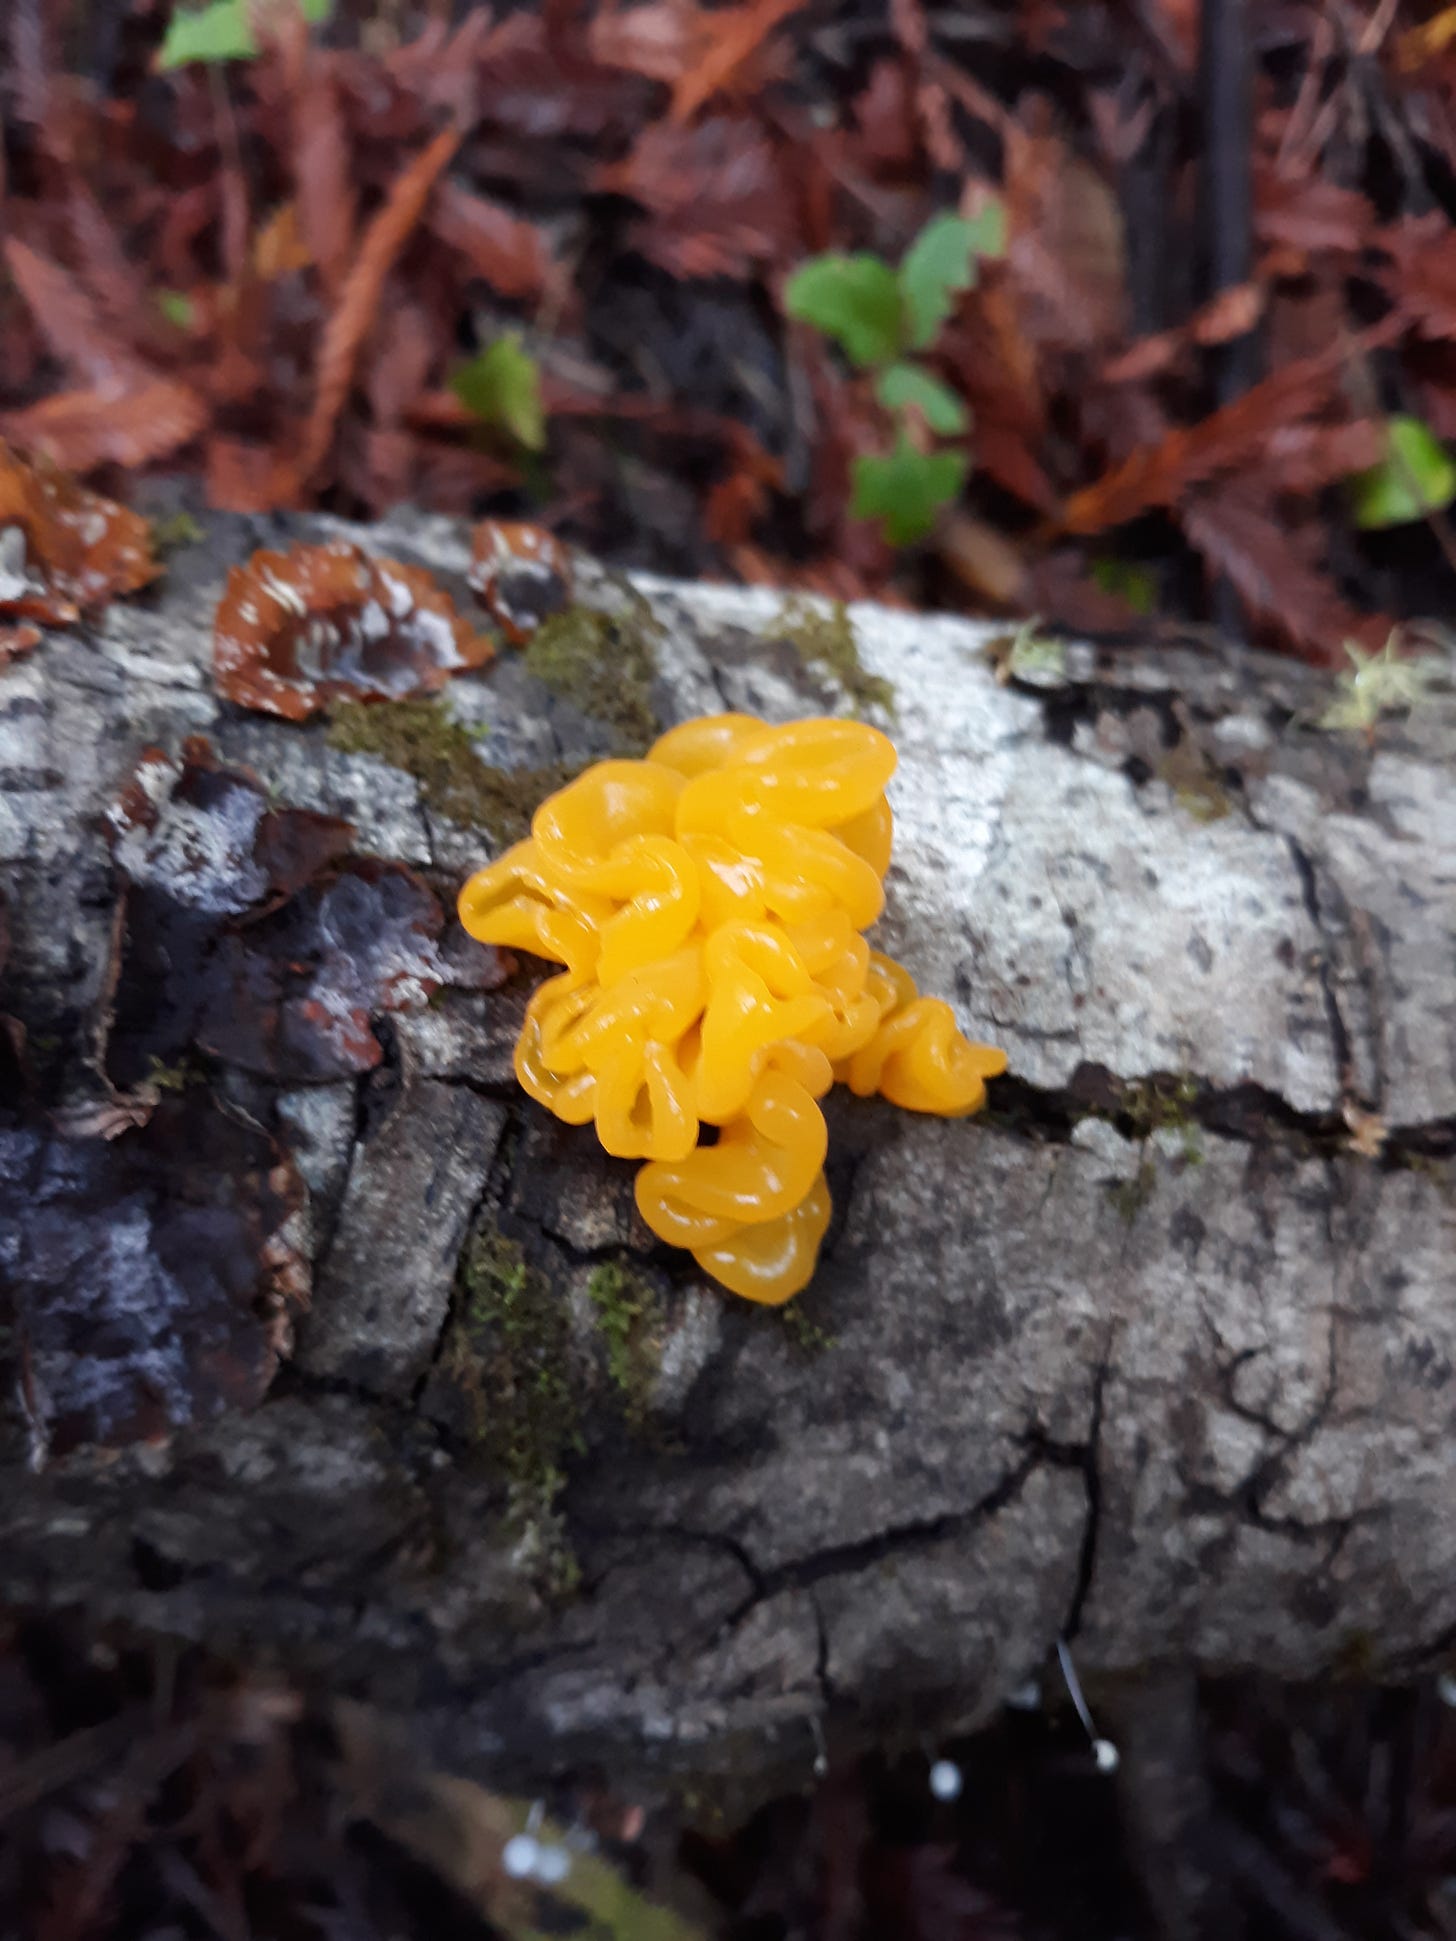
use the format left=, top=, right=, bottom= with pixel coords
left=469, top=518, right=573, bottom=645
left=214, top=539, right=494, bottom=720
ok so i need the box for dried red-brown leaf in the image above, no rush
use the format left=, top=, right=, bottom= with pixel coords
left=3, top=236, right=146, bottom=388
left=1178, top=487, right=1385, bottom=663
left=0, top=378, right=208, bottom=475
left=103, top=740, right=445, bottom=1088
left=296, top=124, right=461, bottom=489
left=291, top=55, right=357, bottom=299
left=1062, top=351, right=1357, bottom=535
left=1100, top=282, right=1263, bottom=385
left=669, top=0, right=806, bottom=122
left=1255, top=169, right=1377, bottom=264
left=944, top=277, right=1057, bottom=513
left=590, top=0, right=705, bottom=82
left=363, top=299, right=439, bottom=429
left=1004, top=118, right=1127, bottom=355
left=213, top=540, right=493, bottom=721
left=1263, top=419, right=1385, bottom=495
left=428, top=181, right=552, bottom=299
left=465, top=11, right=651, bottom=148
left=469, top=519, right=573, bottom=643
left=0, top=440, right=160, bottom=625
left=851, top=58, right=921, bottom=171
left=595, top=116, right=794, bottom=280
left=0, top=1090, right=306, bottom=1461
left=205, top=438, right=300, bottom=515
left=1384, top=214, right=1456, bottom=339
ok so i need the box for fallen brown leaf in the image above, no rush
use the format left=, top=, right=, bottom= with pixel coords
left=295, top=123, right=461, bottom=491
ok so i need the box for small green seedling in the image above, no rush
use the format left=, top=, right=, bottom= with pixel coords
left=156, top=0, right=330, bottom=68
left=1349, top=415, right=1456, bottom=529
left=785, top=204, right=1005, bottom=545
left=450, top=334, right=547, bottom=452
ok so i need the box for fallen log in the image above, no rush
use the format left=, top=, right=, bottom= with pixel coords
left=1, top=503, right=1453, bottom=1806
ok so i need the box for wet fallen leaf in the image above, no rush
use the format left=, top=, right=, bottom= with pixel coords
left=1, top=378, right=208, bottom=475
left=596, top=116, right=792, bottom=279
left=296, top=124, right=461, bottom=489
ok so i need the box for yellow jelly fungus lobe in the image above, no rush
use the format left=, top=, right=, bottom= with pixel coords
left=457, top=714, right=1008, bottom=1304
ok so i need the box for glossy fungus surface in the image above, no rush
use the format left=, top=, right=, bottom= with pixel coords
left=459, top=714, right=1007, bottom=1302
left=214, top=540, right=493, bottom=720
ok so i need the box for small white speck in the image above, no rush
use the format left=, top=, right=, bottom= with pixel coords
left=1438, top=1671, right=1456, bottom=1709
left=1005, top=1678, right=1042, bottom=1711
left=502, top=1835, right=539, bottom=1878
left=534, top=1845, right=571, bottom=1886
left=1093, top=1738, right=1120, bottom=1774
left=929, top=1759, right=962, bottom=1801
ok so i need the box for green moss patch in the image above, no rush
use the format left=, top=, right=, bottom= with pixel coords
left=442, top=1222, right=582, bottom=1597
left=769, top=598, right=895, bottom=719
left=1119, top=1073, right=1201, bottom=1146
left=523, top=602, right=661, bottom=754
left=587, top=1261, right=664, bottom=1430
left=327, top=697, right=574, bottom=845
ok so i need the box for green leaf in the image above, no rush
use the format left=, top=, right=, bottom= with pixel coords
left=1349, top=415, right=1456, bottom=528
left=156, top=0, right=330, bottom=70
left=960, top=200, right=1008, bottom=261
left=850, top=434, right=967, bottom=545
left=450, top=335, right=546, bottom=451
left=783, top=255, right=906, bottom=368
left=155, top=290, right=195, bottom=329
left=899, top=205, right=1003, bottom=351
left=874, top=361, right=968, bottom=435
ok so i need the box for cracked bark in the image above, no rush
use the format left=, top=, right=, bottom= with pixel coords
left=1, top=502, right=1454, bottom=1811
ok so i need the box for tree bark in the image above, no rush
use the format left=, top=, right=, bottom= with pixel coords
left=2, top=503, right=1453, bottom=1806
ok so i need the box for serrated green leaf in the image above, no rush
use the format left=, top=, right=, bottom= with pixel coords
left=156, top=0, right=330, bottom=70
left=1349, top=415, right=1456, bottom=529
left=783, top=254, right=906, bottom=368
left=900, top=205, right=1002, bottom=351
left=450, top=335, right=546, bottom=451
left=874, top=361, right=968, bottom=435
left=850, top=434, right=966, bottom=545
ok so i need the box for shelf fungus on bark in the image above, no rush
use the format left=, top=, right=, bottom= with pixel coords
left=469, top=518, right=573, bottom=645
left=459, top=714, right=1007, bottom=1303
left=214, top=539, right=494, bottom=720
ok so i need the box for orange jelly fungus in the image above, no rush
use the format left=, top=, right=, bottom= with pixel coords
left=458, top=715, right=1008, bottom=1304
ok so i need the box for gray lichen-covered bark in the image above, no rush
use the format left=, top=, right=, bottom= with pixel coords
left=1, top=502, right=1453, bottom=1805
